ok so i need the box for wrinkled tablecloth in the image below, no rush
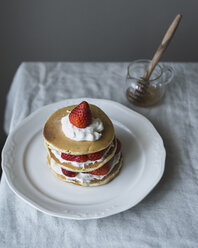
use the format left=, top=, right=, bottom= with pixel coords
left=1, top=62, right=198, bottom=247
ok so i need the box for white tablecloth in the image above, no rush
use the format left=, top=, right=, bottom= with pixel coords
left=1, top=62, right=198, bottom=247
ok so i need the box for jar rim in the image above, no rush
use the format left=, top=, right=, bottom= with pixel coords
left=127, top=59, right=163, bottom=82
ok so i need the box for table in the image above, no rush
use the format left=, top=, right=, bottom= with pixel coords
left=1, top=62, right=198, bottom=247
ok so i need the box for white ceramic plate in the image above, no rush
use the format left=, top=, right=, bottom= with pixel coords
left=2, top=98, right=165, bottom=220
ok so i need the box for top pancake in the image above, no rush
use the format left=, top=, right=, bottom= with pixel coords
left=43, top=104, right=115, bottom=154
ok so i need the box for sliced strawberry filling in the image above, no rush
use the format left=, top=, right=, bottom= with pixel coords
left=87, top=148, right=107, bottom=161
left=60, top=139, right=121, bottom=163
left=60, top=139, right=121, bottom=178
left=61, top=161, right=111, bottom=177
left=87, top=161, right=110, bottom=175
left=61, top=168, right=78, bottom=177
left=61, top=147, right=107, bottom=162
left=61, top=153, right=88, bottom=162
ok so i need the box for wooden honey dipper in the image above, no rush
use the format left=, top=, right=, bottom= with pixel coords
left=127, top=14, right=182, bottom=104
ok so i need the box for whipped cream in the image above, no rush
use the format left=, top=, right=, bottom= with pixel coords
left=50, top=152, right=121, bottom=184
left=49, top=141, right=114, bottom=168
left=61, top=112, right=104, bottom=141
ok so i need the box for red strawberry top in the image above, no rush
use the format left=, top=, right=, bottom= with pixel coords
left=69, top=101, right=92, bottom=128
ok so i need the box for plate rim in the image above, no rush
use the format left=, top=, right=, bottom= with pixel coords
left=2, top=98, right=166, bottom=219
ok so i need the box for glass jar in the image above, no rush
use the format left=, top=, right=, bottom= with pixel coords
left=125, top=59, right=174, bottom=107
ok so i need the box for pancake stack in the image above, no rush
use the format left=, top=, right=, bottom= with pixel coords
left=43, top=101, right=123, bottom=186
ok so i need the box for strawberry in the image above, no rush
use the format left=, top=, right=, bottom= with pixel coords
left=116, top=138, right=121, bottom=154
left=61, top=153, right=75, bottom=161
left=89, top=162, right=110, bottom=176
left=61, top=153, right=88, bottom=162
left=61, top=168, right=78, bottom=177
left=69, top=101, right=92, bottom=128
left=87, top=148, right=107, bottom=161
left=74, top=155, right=88, bottom=163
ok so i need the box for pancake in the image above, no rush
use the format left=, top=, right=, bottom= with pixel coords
left=46, top=138, right=117, bottom=172
left=47, top=154, right=123, bottom=187
left=43, top=104, right=114, bottom=154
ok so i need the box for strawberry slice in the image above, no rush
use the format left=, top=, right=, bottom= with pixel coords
left=61, top=153, right=75, bottom=161
left=89, top=162, right=110, bottom=176
left=61, top=153, right=88, bottom=162
left=87, top=148, right=107, bottom=161
left=61, top=168, right=78, bottom=177
left=69, top=101, right=92, bottom=128
left=74, top=155, right=88, bottom=163
left=116, top=138, right=121, bottom=154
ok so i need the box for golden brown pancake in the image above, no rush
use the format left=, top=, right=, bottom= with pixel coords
left=46, top=139, right=117, bottom=172
left=43, top=104, right=114, bottom=154
left=47, top=154, right=123, bottom=187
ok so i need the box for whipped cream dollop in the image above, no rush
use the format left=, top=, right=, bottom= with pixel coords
left=61, top=112, right=104, bottom=141
left=50, top=152, right=121, bottom=184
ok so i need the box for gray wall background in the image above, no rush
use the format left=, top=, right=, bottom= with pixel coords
left=0, top=0, right=198, bottom=150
